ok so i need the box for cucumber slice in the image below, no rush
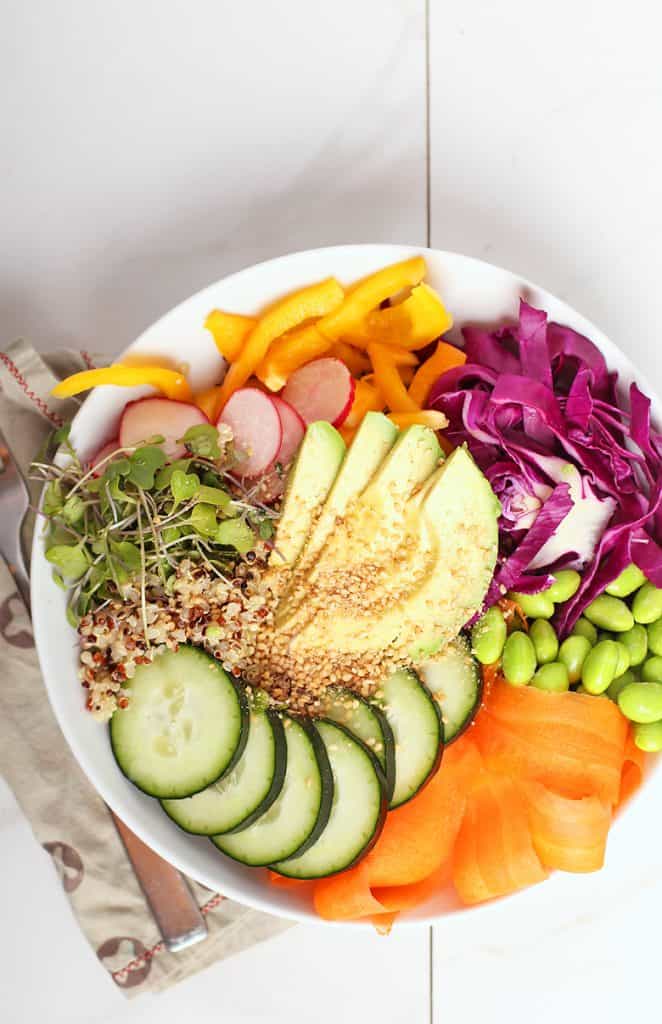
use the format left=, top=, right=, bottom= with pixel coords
left=378, top=669, right=443, bottom=809
left=320, top=686, right=396, bottom=802
left=212, top=717, right=333, bottom=866
left=272, top=720, right=387, bottom=879
left=110, top=646, right=248, bottom=799
left=420, top=636, right=482, bottom=744
left=160, top=709, right=287, bottom=835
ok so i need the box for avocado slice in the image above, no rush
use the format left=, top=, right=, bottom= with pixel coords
left=275, top=412, right=398, bottom=624
left=267, top=421, right=345, bottom=597
left=291, top=446, right=499, bottom=656
left=277, top=423, right=442, bottom=628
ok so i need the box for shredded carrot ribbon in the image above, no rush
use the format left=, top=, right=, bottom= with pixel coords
left=269, top=684, right=643, bottom=928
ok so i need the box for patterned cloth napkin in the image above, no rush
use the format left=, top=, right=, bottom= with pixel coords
left=0, top=340, right=290, bottom=995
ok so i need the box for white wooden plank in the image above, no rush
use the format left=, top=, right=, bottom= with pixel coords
left=429, top=3, right=662, bottom=1019
left=0, top=1, right=430, bottom=1021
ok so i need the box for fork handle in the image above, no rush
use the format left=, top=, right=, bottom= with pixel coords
left=111, top=813, right=208, bottom=952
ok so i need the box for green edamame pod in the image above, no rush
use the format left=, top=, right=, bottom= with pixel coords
left=613, top=642, right=631, bottom=678
left=648, top=618, right=662, bottom=657
left=501, top=631, right=537, bottom=686
left=642, top=656, right=662, bottom=683
left=581, top=639, right=619, bottom=695
left=617, top=681, right=662, bottom=723
left=547, top=570, right=581, bottom=603
left=571, top=618, right=598, bottom=645
left=633, top=584, right=662, bottom=625
left=529, top=619, right=559, bottom=665
left=607, top=669, right=636, bottom=701
left=531, top=662, right=570, bottom=692
left=509, top=590, right=554, bottom=620
left=575, top=685, right=609, bottom=698
left=471, top=606, right=507, bottom=665
left=620, top=624, right=648, bottom=667
left=583, top=595, right=634, bottom=633
left=558, top=635, right=591, bottom=684
left=633, top=720, right=662, bottom=753
left=605, top=563, right=647, bottom=598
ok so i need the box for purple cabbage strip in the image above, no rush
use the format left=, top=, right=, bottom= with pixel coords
left=429, top=301, right=662, bottom=632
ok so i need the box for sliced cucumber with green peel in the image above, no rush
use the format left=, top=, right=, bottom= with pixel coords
left=319, top=685, right=396, bottom=802
left=420, top=636, right=482, bottom=744
left=378, top=669, right=443, bottom=809
left=160, top=709, right=287, bottom=835
left=110, top=646, right=248, bottom=799
left=212, top=717, right=333, bottom=866
left=272, top=719, right=387, bottom=879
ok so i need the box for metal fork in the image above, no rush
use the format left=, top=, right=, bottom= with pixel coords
left=0, top=428, right=207, bottom=952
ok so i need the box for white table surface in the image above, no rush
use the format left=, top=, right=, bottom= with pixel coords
left=1, top=1, right=661, bottom=1020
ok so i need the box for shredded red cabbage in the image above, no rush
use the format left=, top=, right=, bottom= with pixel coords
left=429, top=300, right=662, bottom=633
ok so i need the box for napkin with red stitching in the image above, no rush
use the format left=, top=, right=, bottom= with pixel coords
left=0, top=340, right=290, bottom=995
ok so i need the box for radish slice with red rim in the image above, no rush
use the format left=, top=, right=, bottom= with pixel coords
left=119, top=398, right=209, bottom=460
left=218, top=387, right=282, bottom=478
left=259, top=396, right=306, bottom=500
left=281, top=358, right=355, bottom=427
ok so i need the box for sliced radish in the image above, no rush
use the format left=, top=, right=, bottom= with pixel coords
left=89, top=437, right=121, bottom=475
left=259, top=396, right=306, bottom=500
left=119, top=398, right=209, bottom=460
left=281, top=357, right=355, bottom=427
left=218, top=387, right=282, bottom=477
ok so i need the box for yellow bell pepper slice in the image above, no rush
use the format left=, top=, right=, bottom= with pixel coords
left=204, top=311, right=256, bottom=362
left=347, top=283, right=453, bottom=351
left=330, top=341, right=371, bottom=377
left=219, top=277, right=344, bottom=405
left=256, top=324, right=332, bottom=392
left=388, top=410, right=449, bottom=430
left=51, top=365, right=193, bottom=402
left=367, top=343, right=420, bottom=414
left=195, top=386, right=224, bottom=421
left=317, top=257, right=426, bottom=342
left=407, top=341, right=467, bottom=407
left=344, top=377, right=385, bottom=430
left=385, top=346, right=418, bottom=368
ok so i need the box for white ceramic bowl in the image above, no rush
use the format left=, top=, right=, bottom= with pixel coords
left=31, top=244, right=662, bottom=926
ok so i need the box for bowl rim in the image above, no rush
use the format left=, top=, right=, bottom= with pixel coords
left=30, top=242, right=662, bottom=927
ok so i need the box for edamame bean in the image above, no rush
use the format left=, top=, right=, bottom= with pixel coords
left=583, top=595, right=634, bottom=633
left=605, top=563, right=647, bottom=598
left=617, top=681, right=662, bottom=723
left=620, top=624, right=648, bottom=667
left=642, top=656, right=662, bottom=683
left=502, top=631, right=537, bottom=686
left=558, top=635, right=591, bottom=684
left=471, top=606, right=507, bottom=665
left=575, top=685, right=608, bottom=698
left=613, top=642, right=631, bottom=678
left=607, top=669, right=636, bottom=701
left=509, top=591, right=555, bottom=620
left=633, top=720, right=662, bottom=753
left=547, top=570, right=581, bottom=603
left=581, top=639, right=619, bottom=695
left=531, top=662, right=570, bottom=692
left=571, top=617, right=598, bottom=645
left=529, top=619, right=559, bottom=664
left=648, top=618, right=662, bottom=657
left=633, top=583, right=662, bottom=625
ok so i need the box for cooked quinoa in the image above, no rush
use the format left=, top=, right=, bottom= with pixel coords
left=78, top=552, right=273, bottom=721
